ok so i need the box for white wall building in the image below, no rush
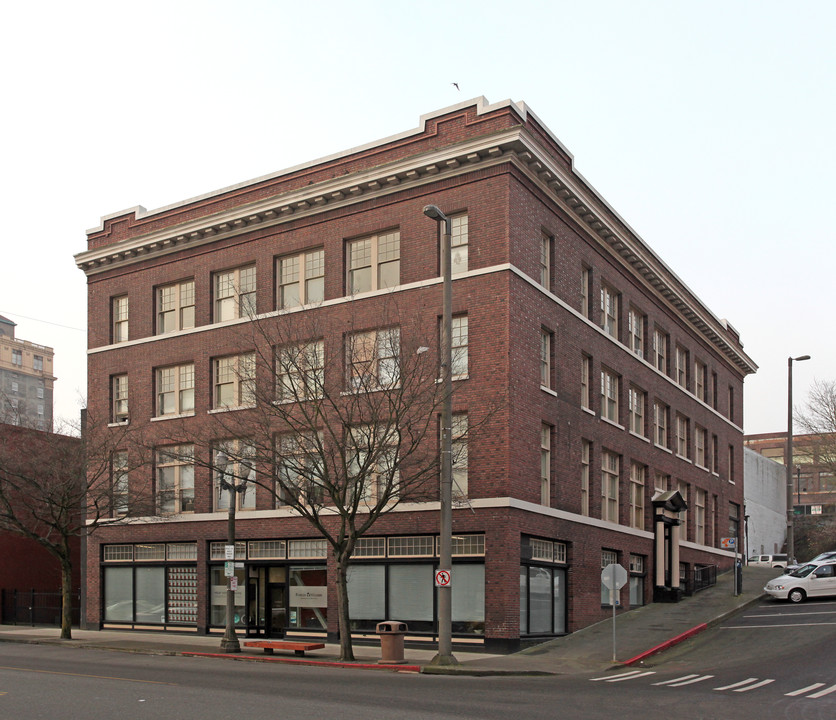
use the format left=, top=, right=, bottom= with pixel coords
left=744, top=447, right=786, bottom=557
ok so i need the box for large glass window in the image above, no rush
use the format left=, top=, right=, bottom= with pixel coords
left=156, top=445, right=194, bottom=514
left=520, top=565, right=566, bottom=635
left=452, top=563, right=485, bottom=634
left=210, top=565, right=246, bottom=626
left=389, top=564, right=434, bottom=631
left=104, top=566, right=133, bottom=622
left=288, top=566, right=328, bottom=630
left=346, top=564, right=386, bottom=631
left=135, top=566, right=166, bottom=623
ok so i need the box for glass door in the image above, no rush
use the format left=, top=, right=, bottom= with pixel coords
left=267, top=583, right=287, bottom=638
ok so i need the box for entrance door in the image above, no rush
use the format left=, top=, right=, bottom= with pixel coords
left=267, top=583, right=287, bottom=638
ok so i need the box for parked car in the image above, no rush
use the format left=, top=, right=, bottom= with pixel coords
left=785, top=550, right=836, bottom=573
left=747, top=553, right=788, bottom=569
left=764, top=560, right=836, bottom=603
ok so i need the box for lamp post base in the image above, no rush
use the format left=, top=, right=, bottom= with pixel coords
left=429, top=652, right=458, bottom=666
left=220, top=634, right=241, bottom=653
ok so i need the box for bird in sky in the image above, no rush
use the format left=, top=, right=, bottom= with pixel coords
left=452, top=82, right=459, bottom=90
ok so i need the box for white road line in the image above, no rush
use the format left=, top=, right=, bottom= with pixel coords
left=714, top=678, right=759, bottom=690
left=732, top=679, right=775, bottom=693
left=785, top=683, right=826, bottom=696
left=604, top=671, right=657, bottom=683
left=808, top=685, right=836, bottom=699
left=667, top=675, right=715, bottom=687
left=653, top=674, right=699, bottom=685
left=589, top=670, right=654, bottom=682
left=722, top=622, right=836, bottom=629
left=746, top=611, right=836, bottom=618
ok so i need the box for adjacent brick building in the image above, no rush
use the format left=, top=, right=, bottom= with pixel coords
left=0, top=314, right=55, bottom=430
left=75, top=98, right=756, bottom=651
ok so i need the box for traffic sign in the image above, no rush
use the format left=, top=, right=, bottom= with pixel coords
left=224, top=561, right=234, bottom=577
left=435, top=569, right=452, bottom=587
left=720, top=537, right=736, bottom=549
left=225, top=545, right=235, bottom=560
left=601, top=563, right=628, bottom=590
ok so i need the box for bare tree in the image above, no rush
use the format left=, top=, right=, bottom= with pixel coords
left=0, top=413, right=149, bottom=639
left=192, top=303, right=462, bottom=660
left=797, top=378, right=836, bottom=475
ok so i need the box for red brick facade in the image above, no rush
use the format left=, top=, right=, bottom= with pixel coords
left=76, top=98, right=755, bottom=651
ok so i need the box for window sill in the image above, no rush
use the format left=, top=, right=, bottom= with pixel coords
left=208, top=405, right=256, bottom=414
left=540, top=385, right=557, bottom=397
left=629, top=431, right=651, bottom=444
left=151, top=412, right=195, bottom=422
left=108, top=420, right=130, bottom=428
left=600, top=416, right=624, bottom=431
left=581, top=406, right=596, bottom=416
left=675, top=454, right=693, bottom=464
left=695, top=463, right=710, bottom=473
left=654, top=443, right=673, bottom=454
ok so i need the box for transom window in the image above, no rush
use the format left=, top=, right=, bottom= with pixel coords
left=347, top=230, right=400, bottom=294
left=214, top=265, right=256, bottom=322
left=277, top=249, right=324, bottom=309
left=156, top=364, right=195, bottom=416
left=156, top=280, right=195, bottom=334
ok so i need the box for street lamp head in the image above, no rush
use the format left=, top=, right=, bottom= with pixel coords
left=794, top=355, right=811, bottom=362
left=215, top=451, right=230, bottom=472
left=423, top=204, right=449, bottom=223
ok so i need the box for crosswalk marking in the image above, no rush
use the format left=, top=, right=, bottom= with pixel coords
left=653, top=674, right=699, bottom=685
left=589, top=670, right=655, bottom=682
left=667, top=675, right=715, bottom=687
left=808, top=685, right=836, bottom=699
left=785, top=683, right=826, bottom=696
left=714, top=678, right=759, bottom=691
left=732, top=678, right=774, bottom=692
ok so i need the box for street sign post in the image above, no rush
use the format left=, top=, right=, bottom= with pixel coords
left=601, top=563, right=628, bottom=662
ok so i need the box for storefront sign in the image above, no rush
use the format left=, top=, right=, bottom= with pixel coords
left=289, top=586, right=327, bottom=608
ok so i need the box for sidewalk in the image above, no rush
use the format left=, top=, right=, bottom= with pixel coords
left=0, top=566, right=777, bottom=676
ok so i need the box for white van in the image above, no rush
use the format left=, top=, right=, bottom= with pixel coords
left=747, top=554, right=788, bottom=569
left=764, top=561, right=836, bottom=603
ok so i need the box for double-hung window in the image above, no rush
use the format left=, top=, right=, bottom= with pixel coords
left=675, top=346, right=689, bottom=389
left=349, top=424, right=399, bottom=505
left=213, top=353, right=256, bottom=409
left=277, top=341, right=324, bottom=402
left=540, top=329, right=553, bottom=389
left=451, top=214, right=468, bottom=274
left=601, top=368, right=619, bottom=423
left=156, top=445, right=195, bottom=514
left=277, top=432, right=325, bottom=507
left=694, top=360, right=707, bottom=402
left=277, top=249, right=324, bottom=309
left=580, top=266, right=592, bottom=319
left=451, top=413, right=469, bottom=499
left=347, top=230, right=400, bottom=293
left=156, top=364, right=195, bottom=417
left=112, top=296, right=129, bottom=343
left=652, top=328, right=667, bottom=373
left=676, top=414, right=690, bottom=459
left=654, top=401, right=669, bottom=448
left=539, top=232, right=551, bottom=288
left=581, top=440, right=591, bottom=516
left=33, top=355, right=43, bottom=372
left=11, top=349, right=22, bottom=366
left=451, top=315, right=468, bottom=378
left=628, top=386, right=646, bottom=437
left=601, top=451, right=619, bottom=523
left=157, top=280, right=195, bottom=334
left=695, top=426, right=707, bottom=468
left=112, top=451, right=129, bottom=517
left=346, top=328, right=400, bottom=390
left=581, top=355, right=592, bottom=410
left=695, top=488, right=706, bottom=544
left=214, top=266, right=256, bottom=322
left=540, top=424, right=551, bottom=506
left=629, top=462, right=645, bottom=529
left=112, top=374, right=129, bottom=423
left=600, top=284, right=619, bottom=338
left=628, top=308, right=644, bottom=357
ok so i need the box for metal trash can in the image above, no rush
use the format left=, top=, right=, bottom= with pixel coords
left=376, top=620, right=407, bottom=664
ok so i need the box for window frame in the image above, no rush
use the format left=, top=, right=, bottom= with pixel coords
left=451, top=315, right=469, bottom=379
left=112, top=295, right=129, bottom=344
left=112, top=374, right=129, bottom=423
left=654, top=400, right=669, bottom=449
left=276, top=340, right=324, bottom=402
left=156, top=444, right=195, bottom=515
left=156, top=279, right=195, bottom=335
left=346, top=327, right=400, bottom=391
left=675, top=345, right=689, bottom=389
left=652, top=328, right=667, bottom=374
left=276, top=248, right=324, bottom=310
left=628, top=385, right=646, bottom=437
left=581, top=355, right=592, bottom=410
left=156, top=363, right=195, bottom=417
left=213, top=439, right=257, bottom=512
left=676, top=414, right=690, bottom=459
left=600, top=368, right=619, bottom=423
left=213, top=265, right=256, bottom=322
left=601, top=450, right=619, bottom=523
left=213, top=353, right=256, bottom=410
left=450, top=214, right=468, bottom=275
left=627, top=307, right=644, bottom=358
left=540, top=424, right=551, bottom=507
left=581, top=440, right=591, bottom=516
left=629, top=462, right=645, bottom=530
left=540, top=328, right=553, bottom=390
left=346, top=230, right=400, bottom=294
left=600, top=284, right=619, bottom=339
left=539, top=231, right=551, bottom=288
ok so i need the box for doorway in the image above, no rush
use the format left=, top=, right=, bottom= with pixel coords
left=246, top=566, right=286, bottom=637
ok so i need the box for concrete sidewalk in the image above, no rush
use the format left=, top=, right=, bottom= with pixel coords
left=0, top=566, right=778, bottom=676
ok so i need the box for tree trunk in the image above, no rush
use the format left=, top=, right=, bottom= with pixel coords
left=334, top=558, right=354, bottom=661
left=60, top=555, right=73, bottom=640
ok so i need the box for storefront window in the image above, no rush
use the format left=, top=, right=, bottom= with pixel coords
left=135, top=567, right=165, bottom=623
left=210, top=566, right=246, bottom=626
left=104, top=567, right=133, bottom=622
left=389, top=564, right=433, bottom=632
left=346, top=564, right=385, bottom=631
left=452, top=563, right=485, bottom=634
left=520, top=565, right=566, bottom=635
left=289, top=566, right=328, bottom=630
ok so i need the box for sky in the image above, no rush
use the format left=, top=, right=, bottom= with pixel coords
left=1, top=0, right=832, bottom=435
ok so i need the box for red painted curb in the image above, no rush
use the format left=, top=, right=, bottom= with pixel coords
left=182, top=651, right=421, bottom=672
left=622, top=623, right=707, bottom=666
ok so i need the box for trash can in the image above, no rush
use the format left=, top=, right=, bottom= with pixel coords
left=376, top=620, right=407, bottom=664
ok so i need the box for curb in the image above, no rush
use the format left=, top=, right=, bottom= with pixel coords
left=182, top=651, right=422, bottom=673
left=622, top=623, right=707, bottom=666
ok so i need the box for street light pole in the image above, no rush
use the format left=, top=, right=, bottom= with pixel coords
left=786, top=354, right=810, bottom=565
left=423, top=204, right=457, bottom=666
left=216, top=451, right=244, bottom=653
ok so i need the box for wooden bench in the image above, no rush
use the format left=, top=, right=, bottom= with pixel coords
left=242, top=640, right=325, bottom=657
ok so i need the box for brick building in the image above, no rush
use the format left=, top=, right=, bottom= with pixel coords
left=75, top=98, right=756, bottom=651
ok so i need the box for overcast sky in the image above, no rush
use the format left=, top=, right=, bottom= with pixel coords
left=1, top=0, right=832, bottom=434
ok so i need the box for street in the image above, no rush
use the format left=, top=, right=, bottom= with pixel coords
left=0, top=599, right=834, bottom=720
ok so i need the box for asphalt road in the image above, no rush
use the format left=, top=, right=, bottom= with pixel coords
left=0, top=599, right=834, bottom=720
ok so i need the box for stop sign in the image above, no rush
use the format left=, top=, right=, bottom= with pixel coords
left=601, top=563, right=628, bottom=590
